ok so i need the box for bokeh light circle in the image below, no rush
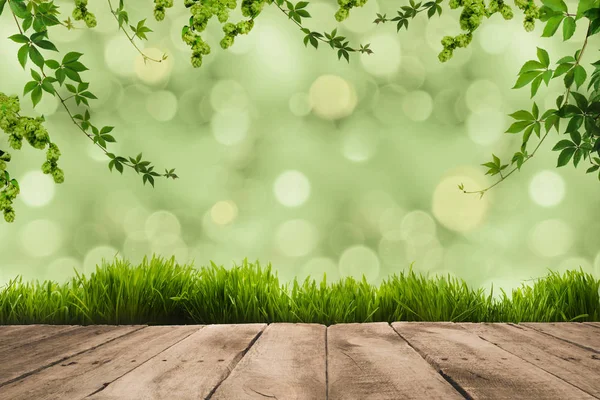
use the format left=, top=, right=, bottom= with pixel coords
left=529, top=170, right=565, bottom=207
left=211, top=200, right=238, bottom=225
left=146, top=90, right=178, bottom=122
left=145, top=210, right=181, bottom=240
left=309, top=75, right=357, bottom=120
left=83, top=246, right=120, bottom=275
left=360, top=33, right=401, bottom=77
left=339, top=245, right=380, bottom=283
left=20, top=219, right=62, bottom=257
left=275, top=219, right=318, bottom=257
left=528, top=219, right=573, bottom=257
left=19, top=171, right=55, bottom=207
left=210, top=80, right=249, bottom=113
left=273, top=170, right=311, bottom=207
left=289, top=92, right=312, bottom=117
left=465, top=80, right=502, bottom=113
left=466, top=109, right=506, bottom=146
left=299, top=257, right=340, bottom=283
left=400, top=210, right=437, bottom=240
left=211, top=109, right=250, bottom=146
left=433, top=175, right=489, bottom=232
left=402, top=91, right=433, bottom=121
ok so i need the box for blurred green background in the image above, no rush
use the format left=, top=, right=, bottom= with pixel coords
left=1, top=0, right=599, bottom=299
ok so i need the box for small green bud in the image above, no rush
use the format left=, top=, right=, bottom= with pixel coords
left=438, top=48, right=453, bottom=62
left=52, top=168, right=65, bottom=184
left=3, top=207, right=15, bottom=223
left=154, top=7, right=166, bottom=21
left=335, top=8, right=350, bottom=22
left=84, top=12, right=97, bottom=28
left=500, top=4, right=513, bottom=19
left=191, top=54, right=203, bottom=68
left=220, top=35, right=235, bottom=49
left=72, top=8, right=83, bottom=20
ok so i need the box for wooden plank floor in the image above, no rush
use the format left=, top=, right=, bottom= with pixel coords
left=0, top=322, right=599, bottom=399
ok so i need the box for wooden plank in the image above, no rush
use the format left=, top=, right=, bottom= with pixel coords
left=460, top=322, right=600, bottom=398
left=210, top=323, right=326, bottom=400
left=391, top=322, right=596, bottom=400
left=583, top=322, right=600, bottom=329
left=0, top=325, right=79, bottom=353
left=88, top=324, right=266, bottom=400
left=328, top=322, right=463, bottom=400
left=0, top=326, right=201, bottom=400
left=0, top=325, right=142, bottom=386
left=520, top=323, right=600, bottom=352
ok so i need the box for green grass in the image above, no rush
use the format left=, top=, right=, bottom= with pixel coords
left=1, top=255, right=599, bottom=325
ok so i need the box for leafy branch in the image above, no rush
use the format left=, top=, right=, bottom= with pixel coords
left=106, top=0, right=167, bottom=64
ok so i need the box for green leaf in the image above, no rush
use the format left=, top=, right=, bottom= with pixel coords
left=553, top=62, right=573, bottom=77
left=62, top=52, right=83, bottom=64
left=532, top=102, right=539, bottom=119
left=557, top=147, right=576, bottom=166
left=513, top=71, right=542, bottom=89
left=31, top=86, right=42, bottom=107
left=9, top=0, right=29, bottom=18
left=63, top=67, right=82, bottom=82
left=518, top=60, right=545, bottom=74
left=531, top=75, right=543, bottom=97
left=573, top=65, right=587, bottom=89
left=566, top=114, right=583, bottom=133
left=9, top=34, right=29, bottom=43
left=573, top=148, right=582, bottom=167
left=45, top=59, right=60, bottom=69
left=570, top=130, right=581, bottom=146
left=542, top=15, right=564, bottom=37
left=30, top=69, right=41, bottom=82
left=570, top=92, right=588, bottom=110
left=41, top=78, right=55, bottom=95
left=17, top=44, right=29, bottom=68
left=562, top=16, right=576, bottom=40
left=35, top=40, right=58, bottom=51
left=506, top=120, right=533, bottom=133
left=536, top=47, right=550, bottom=67
left=65, top=61, right=88, bottom=72
left=0, top=0, right=6, bottom=17
left=28, top=45, right=44, bottom=68
left=564, top=68, right=575, bottom=88
left=587, top=165, right=599, bottom=173
left=541, top=0, right=567, bottom=12
left=55, top=68, right=66, bottom=85
left=576, top=0, right=597, bottom=19
left=23, top=80, right=37, bottom=95
left=552, top=139, right=575, bottom=151
left=509, top=110, right=535, bottom=121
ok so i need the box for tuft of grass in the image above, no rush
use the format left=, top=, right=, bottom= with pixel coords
left=0, top=255, right=598, bottom=325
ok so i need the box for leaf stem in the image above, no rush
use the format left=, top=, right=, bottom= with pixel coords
left=106, top=0, right=163, bottom=63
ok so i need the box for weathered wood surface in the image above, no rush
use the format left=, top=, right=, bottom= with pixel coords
left=519, top=322, right=600, bottom=352
left=0, top=322, right=599, bottom=400
left=89, top=324, right=265, bottom=400
left=460, top=322, right=600, bottom=398
left=327, top=322, right=464, bottom=400
left=0, top=326, right=200, bottom=400
left=210, top=323, right=327, bottom=400
left=391, top=322, right=596, bottom=400
left=0, top=325, right=142, bottom=387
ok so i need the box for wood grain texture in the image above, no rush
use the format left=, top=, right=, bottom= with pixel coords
left=519, top=322, right=600, bottom=352
left=583, top=322, right=600, bottom=329
left=88, top=324, right=265, bottom=400
left=328, top=322, right=463, bottom=400
left=0, top=326, right=200, bottom=400
left=0, top=325, right=79, bottom=353
left=210, top=323, right=326, bottom=400
left=0, top=325, right=142, bottom=386
left=392, top=322, right=595, bottom=400
left=460, top=322, right=600, bottom=398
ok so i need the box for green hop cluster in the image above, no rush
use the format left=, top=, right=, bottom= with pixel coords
left=241, top=0, right=266, bottom=18
left=154, top=0, right=174, bottom=21
left=513, top=0, right=539, bottom=32
left=0, top=93, right=64, bottom=223
left=335, top=0, right=368, bottom=22
left=499, top=3, right=514, bottom=19
left=220, top=20, right=254, bottom=49
left=438, top=32, right=473, bottom=62
left=182, top=27, right=211, bottom=68
left=0, top=179, right=18, bottom=222
left=458, top=0, right=487, bottom=31
left=72, top=0, right=97, bottom=28
left=190, top=0, right=237, bottom=32
left=42, top=142, right=64, bottom=183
